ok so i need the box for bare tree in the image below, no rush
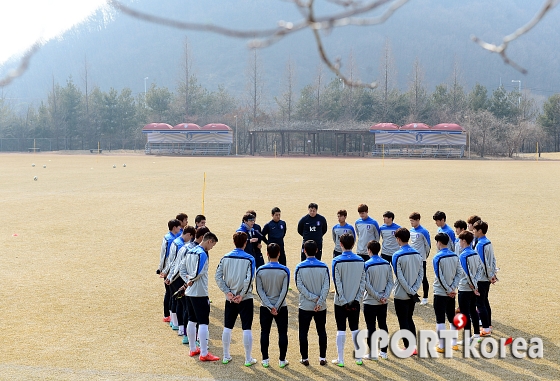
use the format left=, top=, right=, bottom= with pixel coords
left=275, top=58, right=296, bottom=123
left=246, top=49, right=265, bottom=130
left=379, top=37, right=397, bottom=121
left=407, top=58, right=428, bottom=122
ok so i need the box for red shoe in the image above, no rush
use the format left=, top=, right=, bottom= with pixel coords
left=189, top=348, right=201, bottom=357
left=163, top=316, right=171, bottom=322
left=199, top=352, right=220, bottom=361
left=411, top=349, right=418, bottom=356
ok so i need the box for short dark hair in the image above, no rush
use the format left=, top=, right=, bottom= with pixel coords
left=271, top=207, right=281, bottom=215
left=303, top=240, right=317, bottom=256
left=433, top=211, right=446, bottom=221
left=367, top=240, right=381, bottom=255
left=473, top=220, right=488, bottom=234
left=183, top=226, right=196, bottom=236
left=454, top=220, right=467, bottom=230
left=394, top=227, right=410, bottom=242
left=203, top=232, right=218, bottom=243
left=358, top=204, right=368, bottom=213
left=195, top=215, right=206, bottom=224
left=176, top=213, right=188, bottom=221
left=246, top=209, right=257, bottom=218
left=409, top=212, right=421, bottom=221
left=339, top=233, right=355, bottom=250
left=337, top=209, right=347, bottom=217
left=195, top=227, right=210, bottom=239
left=267, top=243, right=281, bottom=259
left=168, top=219, right=181, bottom=230
left=242, top=213, right=255, bottom=222
left=308, top=203, right=318, bottom=210
left=383, top=211, right=395, bottom=220
left=467, top=215, right=482, bottom=225
left=458, top=230, right=474, bottom=245
left=434, top=232, right=450, bottom=245
left=233, top=232, right=247, bottom=248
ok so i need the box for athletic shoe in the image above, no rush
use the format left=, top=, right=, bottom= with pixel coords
left=245, top=358, right=257, bottom=367
left=163, top=316, right=171, bottom=322
left=367, top=355, right=378, bottom=361
left=288, top=286, right=292, bottom=290
left=379, top=352, right=388, bottom=360
left=279, top=360, right=289, bottom=368
left=169, top=321, right=173, bottom=327
left=261, top=359, right=270, bottom=368
left=178, top=327, right=185, bottom=336
left=411, top=349, right=418, bottom=356
left=182, top=336, right=189, bottom=345
left=480, top=329, right=492, bottom=337
left=319, top=359, right=327, bottom=366
left=171, top=324, right=179, bottom=331
left=300, top=359, right=309, bottom=366
left=456, top=340, right=463, bottom=345
left=452, top=345, right=459, bottom=351
left=355, top=359, right=363, bottom=365
left=189, top=348, right=201, bottom=357
left=222, top=356, right=233, bottom=364
left=420, top=298, right=428, bottom=305
left=331, top=359, right=344, bottom=367
left=436, top=346, right=445, bottom=353
left=196, top=340, right=200, bottom=347
left=199, top=352, right=220, bottom=362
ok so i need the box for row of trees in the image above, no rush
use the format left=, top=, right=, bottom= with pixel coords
left=1, top=41, right=560, bottom=156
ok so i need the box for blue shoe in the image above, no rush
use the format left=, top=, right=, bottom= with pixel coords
left=169, top=321, right=173, bottom=327
left=171, top=324, right=179, bottom=331
left=182, top=335, right=189, bottom=345
left=196, top=340, right=200, bottom=348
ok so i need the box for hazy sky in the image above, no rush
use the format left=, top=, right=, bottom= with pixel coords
left=0, top=0, right=107, bottom=64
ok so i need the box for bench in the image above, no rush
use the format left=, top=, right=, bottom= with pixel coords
left=90, top=149, right=103, bottom=153
left=28, top=148, right=41, bottom=152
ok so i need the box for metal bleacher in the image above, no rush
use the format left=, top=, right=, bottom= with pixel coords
left=371, top=145, right=465, bottom=158
left=145, top=143, right=232, bottom=156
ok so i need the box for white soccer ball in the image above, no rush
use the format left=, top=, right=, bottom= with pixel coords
left=43, top=165, right=46, bottom=168
left=123, top=164, right=126, bottom=167
left=32, top=163, right=35, bottom=167
left=33, top=176, right=38, bottom=181
left=113, top=165, right=116, bottom=168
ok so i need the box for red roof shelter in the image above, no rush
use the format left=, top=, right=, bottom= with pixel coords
left=431, top=123, right=465, bottom=132
left=401, top=123, right=431, bottom=131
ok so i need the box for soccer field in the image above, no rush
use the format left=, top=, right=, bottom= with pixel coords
left=0, top=153, right=559, bottom=381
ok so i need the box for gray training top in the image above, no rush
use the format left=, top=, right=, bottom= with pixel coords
left=295, top=257, right=330, bottom=311
left=332, top=251, right=366, bottom=306
left=255, top=262, right=290, bottom=310
left=432, top=248, right=463, bottom=296
left=215, top=248, right=256, bottom=302
left=363, top=256, right=394, bottom=305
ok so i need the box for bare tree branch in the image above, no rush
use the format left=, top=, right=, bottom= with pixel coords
left=471, top=0, right=559, bottom=74
left=0, top=41, right=42, bottom=88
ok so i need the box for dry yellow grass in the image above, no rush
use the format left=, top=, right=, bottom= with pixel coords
left=0, top=153, right=559, bottom=381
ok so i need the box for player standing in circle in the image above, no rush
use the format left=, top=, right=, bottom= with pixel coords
left=256, top=243, right=291, bottom=369
left=467, top=215, right=482, bottom=248
left=473, top=221, right=497, bottom=337
left=331, top=233, right=366, bottom=367
left=363, top=240, right=394, bottom=360
left=332, top=209, right=356, bottom=258
left=432, top=233, right=463, bottom=353
left=409, top=212, right=431, bottom=305
left=237, top=213, right=264, bottom=268
left=433, top=211, right=456, bottom=252
left=158, top=219, right=181, bottom=323
left=180, top=232, right=220, bottom=362
left=379, top=211, right=401, bottom=264
left=392, top=228, right=423, bottom=356
left=215, top=232, right=257, bottom=366
left=457, top=230, right=484, bottom=344
left=176, top=213, right=188, bottom=233
left=355, top=204, right=380, bottom=262
left=262, top=207, right=287, bottom=266
left=453, top=220, right=467, bottom=255
left=295, top=240, right=330, bottom=366
left=297, top=203, right=328, bottom=261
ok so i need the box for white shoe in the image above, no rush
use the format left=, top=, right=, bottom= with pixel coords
left=178, top=326, right=185, bottom=336
left=420, top=298, right=428, bottom=305
left=222, top=356, right=233, bottom=364
left=331, top=359, right=344, bottom=367
left=279, top=360, right=289, bottom=368
left=244, top=358, right=257, bottom=367
left=261, top=359, right=269, bottom=368
left=379, top=352, right=388, bottom=359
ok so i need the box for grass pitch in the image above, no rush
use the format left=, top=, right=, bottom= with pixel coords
left=0, top=152, right=559, bottom=381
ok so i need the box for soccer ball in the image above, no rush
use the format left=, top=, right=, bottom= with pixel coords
left=43, top=165, right=46, bottom=168
left=32, top=163, right=35, bottom=167
left=33, top=176, right=38, bottom=181
left=123, top=164, right=126, bottom=167
left=113, top=165, right=116, bottom=168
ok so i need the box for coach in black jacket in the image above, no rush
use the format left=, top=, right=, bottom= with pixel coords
left=297, top=203, right=328, bottom=261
